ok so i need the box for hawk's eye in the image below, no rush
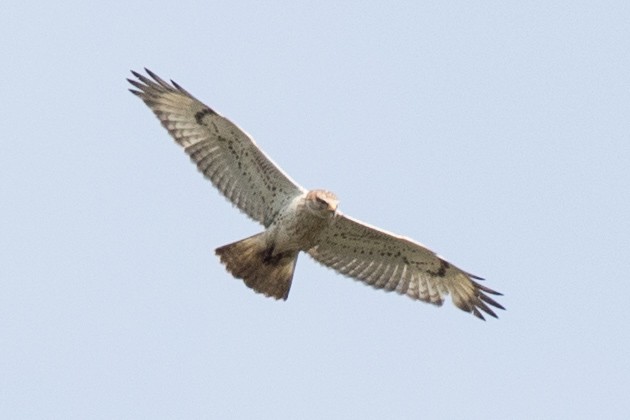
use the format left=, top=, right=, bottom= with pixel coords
left=316, top=197, right=327, bottom=206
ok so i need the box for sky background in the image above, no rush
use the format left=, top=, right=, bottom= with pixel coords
left=2, top=1, right=629, bottom=419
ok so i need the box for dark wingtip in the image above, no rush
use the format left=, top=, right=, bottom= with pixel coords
left=144, top=67, right=157, bottom=78
left=480, top=292, right=505, bottom=309
left=128, top=68, right=192, bottom=98
left=472, top=308, right=487, bottom=321
left=482, top=306, right=499, bottom=319
left=127, top=78, right=144, bottom=89
left=171, top=79, right=183, bottom=90
left=170, top=78, right=193, bottom=96
left=462, top=277, right=506, bottom=320
left=473, top=280, right=503, bottom=296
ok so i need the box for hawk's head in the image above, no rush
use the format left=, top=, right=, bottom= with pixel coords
left=306, top=190, right=339, bottom=217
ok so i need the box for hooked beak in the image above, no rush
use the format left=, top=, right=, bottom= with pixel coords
left=328, top=200, right=339, bottom=215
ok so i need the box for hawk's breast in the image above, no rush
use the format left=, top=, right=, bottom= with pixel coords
left=267, top=194, right=334, bottom=253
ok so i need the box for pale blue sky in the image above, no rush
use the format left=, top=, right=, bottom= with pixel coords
left=2, top=1, right=629, bottom=418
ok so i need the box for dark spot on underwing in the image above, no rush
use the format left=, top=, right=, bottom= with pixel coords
left=427, top=259, right=450, bottom=277
left=194, top=108, right=215, bottom=125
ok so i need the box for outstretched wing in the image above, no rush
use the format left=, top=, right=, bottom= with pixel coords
left=128, top=69, right=306, bottom=227
left=308, top=213, right=504, bottom=320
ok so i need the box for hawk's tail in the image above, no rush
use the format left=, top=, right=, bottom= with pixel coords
left=215, top=233, right=299, bottom=300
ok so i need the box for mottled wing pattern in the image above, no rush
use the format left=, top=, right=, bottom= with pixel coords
left=128, top=69, right=306, bottom=227
left=308, top=214, right=504, bottom=319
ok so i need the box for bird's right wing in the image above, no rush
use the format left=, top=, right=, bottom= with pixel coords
left=128, top=69, right=306, bottom=227
left=308, top=213, right=504, bottom=320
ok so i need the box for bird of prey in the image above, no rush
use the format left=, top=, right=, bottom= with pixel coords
left=128, top=69, right=504, bottom=320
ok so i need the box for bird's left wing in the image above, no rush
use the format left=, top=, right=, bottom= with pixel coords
left=128, top=69, right=306, bottom=227
left=307, top=213, right=504, bottom=320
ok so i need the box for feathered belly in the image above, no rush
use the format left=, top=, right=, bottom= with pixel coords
left=266, top=207, right=332, bottom=254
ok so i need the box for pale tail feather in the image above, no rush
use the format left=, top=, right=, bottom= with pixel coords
left=215, top=234, right=299, bottom=300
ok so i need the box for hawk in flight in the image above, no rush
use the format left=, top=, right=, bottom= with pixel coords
left=128, top=69, right=504, bottom=320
